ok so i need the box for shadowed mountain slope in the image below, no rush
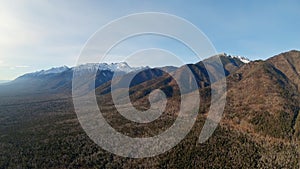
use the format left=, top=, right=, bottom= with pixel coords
left=267, top=50, right=300, bottom=92
left=96, top=54, right=245, bottom=102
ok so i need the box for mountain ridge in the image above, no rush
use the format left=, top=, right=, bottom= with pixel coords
left=2, top=50, right=300, bottom=168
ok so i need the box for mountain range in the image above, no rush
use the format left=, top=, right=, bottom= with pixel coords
left=1, top=50, right=300, bottom=168
left=0, top=54, right=246, bottom=97
left=0, top=62, right=148, bottom=103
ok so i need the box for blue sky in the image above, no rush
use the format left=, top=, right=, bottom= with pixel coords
left=0, top=0, right=299, bottom=80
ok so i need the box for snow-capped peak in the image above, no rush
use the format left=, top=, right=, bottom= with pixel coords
left=17, top=66, right=69, bottom=79
left=222, top=53, right=251, bottom=63
left=232, top=56, right=251, bottom=63
left=20, top=62, right=145, bottom=79
left=74, top=62, right=146, bottom=73
left=39, top=66, right=70, bottom=75
left=22, top=66, right=70, bottom=77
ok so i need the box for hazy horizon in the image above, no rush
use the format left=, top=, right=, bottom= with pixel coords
left=1, top=49, right=300, bottom=81
left=1, top=0, right=300, bottom=80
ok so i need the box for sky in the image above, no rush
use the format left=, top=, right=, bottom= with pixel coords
left=0, top=0, right=300, bottom=80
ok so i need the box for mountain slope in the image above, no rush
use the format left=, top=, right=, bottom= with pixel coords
left=224, top=51, right=300, bottom=140
left=0, top=62, right=145, bottom=105
left=2, top=51, right=300, bottom=168
left=96, top=54, right=245, bottom=103
left=267, top=50, right=300, bottom=92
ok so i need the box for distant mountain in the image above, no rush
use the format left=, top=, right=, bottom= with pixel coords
left=0, top=54, right=245, bottom=105
left=19, top=62, right=146, bottom=79
left=0, top=62, right=146, bottom=105
left=20, top=66, right=70, bottom=78
left=73, top=62, right=147, bottom=74
left=96, top=53, right=245, bottom=106
left=96, top=68, right=173, bottom=96
left=220, top=53, right=251, bottom=63
left=230, top=55, right=251, bottom=63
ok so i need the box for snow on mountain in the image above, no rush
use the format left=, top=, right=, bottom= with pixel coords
left=73, top=62, right=147, bottom=73
left=20, top=62, right=146, bottom=78
left=38, top=66, right=70, bottom=75
left=20, top=66, right=70, bottom=78
left=221, top=53, right=251, bottom=63
left=231, top=55, right=251, bottom=63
